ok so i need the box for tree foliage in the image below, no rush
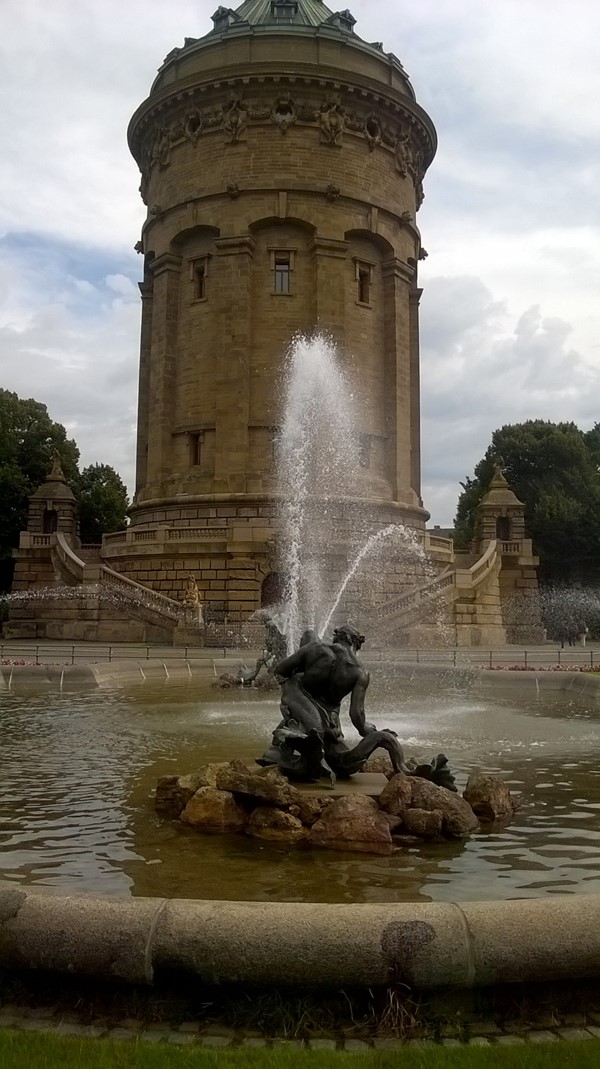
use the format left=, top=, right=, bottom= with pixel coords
left=0, top=389, right=80, bottom=558
left=0, top=389, right=129, bottom=582
left=454, top=420, right=600, bottom=581
left=77, top=464, right=129, bottom=545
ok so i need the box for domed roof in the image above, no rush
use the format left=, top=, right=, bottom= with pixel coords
left=30, top=453, right=76, bottom=501
left=210, top=1, right=357, bottom=35
left=478, top=465, right=524, bottom=510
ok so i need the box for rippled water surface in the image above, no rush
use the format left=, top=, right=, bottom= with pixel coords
left=2, top=675, right=600, bottom=902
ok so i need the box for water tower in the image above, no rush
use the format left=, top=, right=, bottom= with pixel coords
left=104, top=1, right=437, bottom=621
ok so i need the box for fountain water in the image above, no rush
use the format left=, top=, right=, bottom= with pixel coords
left=276, top=333, right=429, bottom=651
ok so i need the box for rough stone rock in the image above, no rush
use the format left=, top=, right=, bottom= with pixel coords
left=409, top=777, right=479, bottom=838
left=156, top=764, right=234, bottom=818
left=378, top=773, right=413, bottom=816
left=392, top=834, right=422, bottom=848
left=308, top=795, right=394, bottom=854
left=215, top=763, right=297, bottom=807
left=217, top=673, right=238, bottom=688
left=362, top=755, right=395, bottom=779
left=463, top=773, right=516, bottom=823
left=381, top=812, right=404, bottom=833
left=247, top=807, right=307, bottom=843
left=402, top=807, right=443, bottom=838
left=155, top=773, right=206, bottom=818
left=180, top=787, right=248, bottom=832
left=288, top=794, right=329, bottom=826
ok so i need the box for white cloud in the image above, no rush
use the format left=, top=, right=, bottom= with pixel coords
left=0, top=0, right=598, bottom=529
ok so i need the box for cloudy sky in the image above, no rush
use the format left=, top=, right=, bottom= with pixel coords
left=1, top=0, right=599, bottom=524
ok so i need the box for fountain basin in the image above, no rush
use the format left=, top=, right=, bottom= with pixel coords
left=2, top=886, right=600, bottom=989
left=1, top=669, right=600, bottom=903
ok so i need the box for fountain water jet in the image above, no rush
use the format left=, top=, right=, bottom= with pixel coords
left=276, top=333, right=430, bottom=651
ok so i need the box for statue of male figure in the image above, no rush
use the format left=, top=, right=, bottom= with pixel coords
left=259, top=624, right=408, bottom=783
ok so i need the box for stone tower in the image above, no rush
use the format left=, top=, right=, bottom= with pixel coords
left=104, top=1, right=437, bottom=620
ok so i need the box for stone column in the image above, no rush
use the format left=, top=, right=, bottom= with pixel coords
left=135, top=274, right=154, bottom=497
left=145, top=253, right=182, bottom=490
left=213, top=236, right=255, bottom=494
left=409, top=284, right=423, bottom=500
left=382, top=257, right=416, bottom=505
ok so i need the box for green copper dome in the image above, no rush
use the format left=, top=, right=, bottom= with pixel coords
left=210, top=1, right=357, bottom=34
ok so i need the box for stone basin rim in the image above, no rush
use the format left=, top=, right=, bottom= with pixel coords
left=1, top=658, right=600, bottom=696
left=2, top=885, right=600, bottom=990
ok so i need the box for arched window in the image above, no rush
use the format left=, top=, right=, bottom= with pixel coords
left=496, top=516, right=511, bottom=541
left=42, top=509, right=58, bottom=534
left=261, top=572, right=286, bottom=607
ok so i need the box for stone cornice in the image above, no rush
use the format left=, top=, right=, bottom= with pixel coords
left=149, top=252, right=183, bottom=276
left=310, top=237, right=350, bottom=259
left=214, top=235, right=256, bottom=257
left=139, top=186, right=422, bottom=255
left=129, top=71, right=435, bottom=209
left=130, top=69, right=434, bottom=151
left=382, top=257, right=416, bottom=284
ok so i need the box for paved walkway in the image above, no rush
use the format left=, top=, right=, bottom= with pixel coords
left=1, top=1001, right=600, bottom=1048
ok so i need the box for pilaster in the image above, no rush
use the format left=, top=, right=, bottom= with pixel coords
left=409, top=285, right=423, bottom=500
left=213, top=236, right=255, bottom=493
left=382, top=257, right=417, bottom=505
left=310, top=237, right=349, bottom=340
left=135, top=275, right=154, bottom=496
left=145, top=253, right=182, bottom=488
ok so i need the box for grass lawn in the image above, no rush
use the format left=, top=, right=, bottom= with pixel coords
left=1, top=1032, right=599, bottom=1069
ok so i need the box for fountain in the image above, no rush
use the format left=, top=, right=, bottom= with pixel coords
left=275, top=333, right=431, bottom=652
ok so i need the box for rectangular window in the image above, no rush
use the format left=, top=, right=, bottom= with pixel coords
left=272, top=1, right=298, bottom=17
left=358, top=265, right=371, bottom=304
left=194, top=262, right=206, bottom=300
left=190, top=433, right=202, bottom=466
left=190, top=255, right=210, bottom=301
left=274, top=253, right=290, bottom=294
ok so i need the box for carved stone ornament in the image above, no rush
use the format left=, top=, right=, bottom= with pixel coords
left=394, top=129, right=411, bottom=177
left=222, top=98, right=248, bottom=143
left=419, top=247, right=428, bottom=260
left=364, top=114, right=382, bottom=152
left=227, top=182, right=240, bottom=199
left=319, top=102, right=345, bottom=146
left=184, top=107, right=203, bottom=145
left=271, top=95, right=297, bottom=135
left=134, top=240, right=144, bottom=254
left=326, top=183, right=341, bottom=201
left=153, top=128, right=171, bottom=169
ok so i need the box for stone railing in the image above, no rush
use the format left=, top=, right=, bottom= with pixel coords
left=166, top=527, right=228, bottom=541
left=463, top=539, right=498, bottom=589
left=53, top=533, right=101, bottom=585
left=500, top=540, right=523, bottom=555
left=99, top=566, right=182, bottom=624
left=423, top=531, right=455, bottom=562
left=373, top=566, right=456, bottom=631
left=102, top=525, right=230, bottom=554
left=373, top=541, right=499, bottom=637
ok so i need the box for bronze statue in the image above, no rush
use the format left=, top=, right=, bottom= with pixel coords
left=258, top=624, right=456, bottom=789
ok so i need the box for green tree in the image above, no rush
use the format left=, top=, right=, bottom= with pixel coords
left=0, top=389, right=79, bottom=563
left=454, top=420, right=600, bottom=581
left=77, top=463, right=129, bottom=545
left=585, top=422, right=600, bottom=467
